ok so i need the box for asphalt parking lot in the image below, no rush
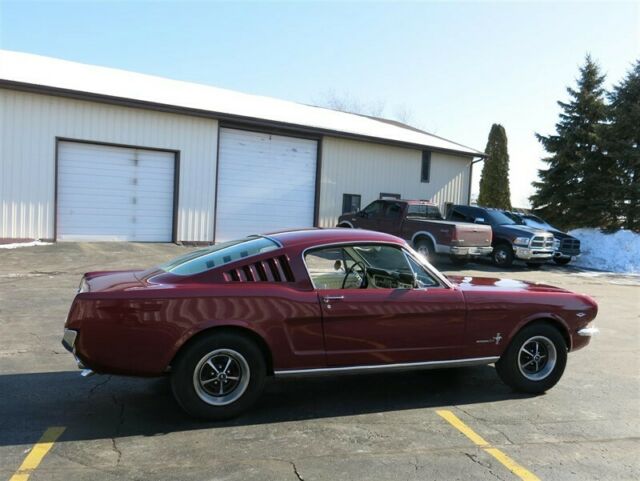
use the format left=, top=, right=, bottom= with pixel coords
left=1, top=243, right=639, bottom=481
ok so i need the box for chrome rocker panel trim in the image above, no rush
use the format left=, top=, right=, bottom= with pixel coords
left=274, top=356, right=500, bottom=377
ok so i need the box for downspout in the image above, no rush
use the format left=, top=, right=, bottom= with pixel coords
left=467, top=156, right=485, bottom=205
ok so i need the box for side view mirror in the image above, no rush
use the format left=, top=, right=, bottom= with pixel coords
left=358, top=211, right=368, bottom=218
left=397, top=272, right=419, bottom=288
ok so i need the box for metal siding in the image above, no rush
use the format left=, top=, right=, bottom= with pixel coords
left=318, top=137, right=471, bottom=227
left=0, top=89, right=217, bottom=241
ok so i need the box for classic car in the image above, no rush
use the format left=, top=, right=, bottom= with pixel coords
left=62, top=228, right=599, bottom=420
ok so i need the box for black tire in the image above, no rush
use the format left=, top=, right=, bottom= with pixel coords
left=553, top=257, right=571, bottom=266
left=495, top=323, right=567, bottom=394
left=526, top=262, right=543, bottom=269
left=171, top=332, right=267, bottom=420
left=337, top=223, right=352, bottom=228
left=492, top=244, right=514, bottom=268
left=414, top=238, right=435, bottom=262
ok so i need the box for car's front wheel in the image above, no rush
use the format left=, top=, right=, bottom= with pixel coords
left=495, top=323, right=567, bottom=393
left=171, top=332, right=266, bottom=420
left=553, top=257, right=571, bottom=266
left=492, top=244, right=514, bottom=268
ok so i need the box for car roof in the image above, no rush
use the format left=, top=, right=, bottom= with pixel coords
left=265, top=228, right=406, bottom=250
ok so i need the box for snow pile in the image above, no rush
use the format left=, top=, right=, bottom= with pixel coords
left=0, top=240, right=51, bottom=249
left=569, top=228, right=640, bottom=274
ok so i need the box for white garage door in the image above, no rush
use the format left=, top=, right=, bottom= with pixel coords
left=57, top=141, right=175, bottom=241
left=215, top=128, right=317, bottom=241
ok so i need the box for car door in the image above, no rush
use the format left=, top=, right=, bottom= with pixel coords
left=355, top=200, right=385, bottom=231
left=377, top=201, right=404, bottom=236
left=304, top=243, right=466, bottom=367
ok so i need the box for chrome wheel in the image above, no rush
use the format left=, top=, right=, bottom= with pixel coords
left=193, top=349, right=250, bottom=406
left=518, top=336, right=557, bottom=381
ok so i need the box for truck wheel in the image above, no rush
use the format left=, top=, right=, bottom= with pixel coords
left=492, top=244, right=514, bottom=268
left=414, top=239, right=435, bottom=261
left=337, top=223, right=352, bottom=228
left=495, top=323, right=567, bottom=394
left=171, top=332, right=266, bottom=420
left=553, top=257, right=571, bottom=266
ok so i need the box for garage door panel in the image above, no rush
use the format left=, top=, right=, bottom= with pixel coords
left=57, top=142, right=175, bottom=242
left=215, top=128, right=317, bottom=242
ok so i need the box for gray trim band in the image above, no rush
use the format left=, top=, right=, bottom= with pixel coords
left=274, top=356, right=499, bottom=377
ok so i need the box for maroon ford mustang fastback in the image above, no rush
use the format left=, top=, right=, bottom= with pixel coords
left=62, top=228, right=599, bottom=419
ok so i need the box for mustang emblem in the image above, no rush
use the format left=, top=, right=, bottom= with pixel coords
left=476, top=333, right=502, bottom=345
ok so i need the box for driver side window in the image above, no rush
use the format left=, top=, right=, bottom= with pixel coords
left=305, top=244, right=439, bottom=290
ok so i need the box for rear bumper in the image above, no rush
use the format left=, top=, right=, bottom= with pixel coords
left=450, top=246, right=493, bottom=258
left=61, top=328, right=86, bottom=369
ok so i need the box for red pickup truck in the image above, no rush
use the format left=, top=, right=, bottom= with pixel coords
left=337, top=199, right=493, bottom=264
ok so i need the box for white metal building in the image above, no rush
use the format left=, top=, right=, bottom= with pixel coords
left=0, top=50, right=484, bottom=243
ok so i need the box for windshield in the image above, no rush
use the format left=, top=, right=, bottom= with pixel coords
left=159, top=236, right=279, bottom=276
left=485, top=210, right=517, bottom=226
left=406, top=204, right=443, bottom=220
left=523, top=215, right=554, bottom=230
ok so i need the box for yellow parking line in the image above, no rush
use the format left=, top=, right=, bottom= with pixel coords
left=9, top=427, right=66, bottom=481
left=436, top=410, right=540, bottom=481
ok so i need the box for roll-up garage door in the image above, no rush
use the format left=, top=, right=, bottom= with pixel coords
left=57, top=141, right=176, bottom=241
left=215, top=128, right=318, bottom=242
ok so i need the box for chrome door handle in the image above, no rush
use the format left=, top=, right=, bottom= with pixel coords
left=322, top=295, right=344, bottom=303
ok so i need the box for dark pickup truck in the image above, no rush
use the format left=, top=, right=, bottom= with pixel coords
left=337, top=199, right=493, bottom=264
left=505, top=212, right=581, bottom=265
left=446, top=205, right=555, bottom=268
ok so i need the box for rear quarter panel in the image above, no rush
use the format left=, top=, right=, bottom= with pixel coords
left=68, top=283, right=324, bottom=376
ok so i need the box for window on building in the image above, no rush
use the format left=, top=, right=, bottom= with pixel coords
left=342, top=194, right=362, bottom=213
left=421, top=151, right=431, bottom=183
left=379, top=192, right=401, bottom=199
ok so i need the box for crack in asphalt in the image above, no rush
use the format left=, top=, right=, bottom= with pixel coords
left=111, top=392, right=126, bottom=466
left=88, top=375, right=112, bottom=396
left=290, top=460, right=304, bottom=481
left=464, top=452, right=507, bottom=481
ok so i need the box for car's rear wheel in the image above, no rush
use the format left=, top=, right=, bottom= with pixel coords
left=495, top=323, right=567, bottom=393
left=492, top=244, right=514, bottom=268
left=414, top=238, right=435, bottom=262
left=171, top=332, right=266, bottom=420
left=553, top=257, right=571, bottom=266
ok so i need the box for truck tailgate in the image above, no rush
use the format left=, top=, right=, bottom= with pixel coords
left=450, top=222, right=492, bottom=246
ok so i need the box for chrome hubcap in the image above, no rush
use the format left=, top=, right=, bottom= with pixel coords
left=193, top=349, right=250, bottom=406
left=518, top=336, right=557, bottom=381
left=495, top=249, right=508, bottom=263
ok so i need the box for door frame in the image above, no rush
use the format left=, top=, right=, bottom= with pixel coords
left=213, top=124, right=322, bottom=242
left=54, top=137, right=180, bottom=243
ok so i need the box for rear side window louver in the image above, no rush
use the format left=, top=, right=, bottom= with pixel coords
left=225, top=255, right=295, bottom=283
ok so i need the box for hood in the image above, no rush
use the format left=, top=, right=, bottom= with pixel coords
left=447, top=275, right=570, bottom=294
left=495, top=224, right=550, bottom=237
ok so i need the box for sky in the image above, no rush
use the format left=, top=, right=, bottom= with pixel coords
left=1, top=0, right=638, bottom=207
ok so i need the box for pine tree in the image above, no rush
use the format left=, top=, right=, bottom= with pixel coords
left=607, top=60, right=640, bottom=232
left=531, top=55, right=612, bottom=230
left=477, top=124, right=512, bottom=210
